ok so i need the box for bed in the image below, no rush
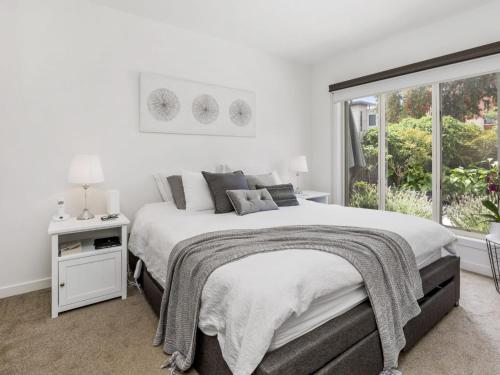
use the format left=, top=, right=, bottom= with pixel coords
left=128, top=198, right=459, bottom=375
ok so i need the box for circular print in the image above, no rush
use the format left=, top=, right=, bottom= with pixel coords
left=229, top=99, right=252, bottom=127
left=192, top=94, right=219, bottom=124
left=147, top=88, right=180, bottom=121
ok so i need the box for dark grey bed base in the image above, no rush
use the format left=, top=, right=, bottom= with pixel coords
left=129, top=252, right=460, bottom=375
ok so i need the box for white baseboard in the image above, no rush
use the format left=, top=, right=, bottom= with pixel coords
left=460, top=260, right=493, bottom=277
left=455, top=235, right=493, bottom=278
left=0, top=277, right=51, bottom=299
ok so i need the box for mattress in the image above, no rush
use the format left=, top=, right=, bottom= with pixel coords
left=129, top=199, right=456, bottom=375
left=269, top=246, right=442, bottom=350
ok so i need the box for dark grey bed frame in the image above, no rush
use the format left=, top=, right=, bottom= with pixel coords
left=129, top=252, right=460, bottom=375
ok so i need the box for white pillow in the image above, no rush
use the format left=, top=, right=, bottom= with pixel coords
left=219, top=163, right=282, bottom=184
left=271, top=171, right=282, bottom=184
left=153, top=173, right=172, bottom=201
left=182, top=170, right=215, bottom=211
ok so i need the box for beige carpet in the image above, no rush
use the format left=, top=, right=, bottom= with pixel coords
left=0, top=271, right=499, bottom=375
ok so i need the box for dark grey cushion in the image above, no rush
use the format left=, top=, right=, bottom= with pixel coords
left=202, top=171, right=249, bottom=214
left=245, top=173, right=278, bottom=190
left=256, top=183, right=299, bottom=207
left=167, top=175, right=186, bottom=210
left=226, top=189, right=279, bottom=215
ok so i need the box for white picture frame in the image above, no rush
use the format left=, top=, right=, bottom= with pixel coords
left=139, top=73, right=256, bottom=137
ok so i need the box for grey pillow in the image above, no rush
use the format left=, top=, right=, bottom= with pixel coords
left=245, top=173, right=278, bottom=190
left=226, top=189, right=279, bottom=215
left=256, top=183, right=299, bottom=207
left=167, top=175, right=186, bottom=210
left=202, top=171, right=249, bottom=214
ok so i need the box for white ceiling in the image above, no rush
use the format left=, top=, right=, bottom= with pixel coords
left=92, top=0, right=495, bottom=64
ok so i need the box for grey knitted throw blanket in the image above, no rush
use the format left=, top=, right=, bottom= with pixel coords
left=153, top=225, right=423, bottom=373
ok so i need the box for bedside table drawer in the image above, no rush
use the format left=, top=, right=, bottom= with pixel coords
left=58, top=251, right=121, bottom=306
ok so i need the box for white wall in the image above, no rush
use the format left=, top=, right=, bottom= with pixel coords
left=310, top=1, right=500, bottom=276
left=0, top=0, right=311, bottom=297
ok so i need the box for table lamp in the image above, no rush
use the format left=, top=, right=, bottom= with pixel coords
left=290, top=155, right=308, bottom=193
left=68, top=154, right=104, bottom=220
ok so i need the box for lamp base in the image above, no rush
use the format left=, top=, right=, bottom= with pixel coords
left=77, top=209, right=95, bottom=220
left=295, top=172, right=302, bottom=194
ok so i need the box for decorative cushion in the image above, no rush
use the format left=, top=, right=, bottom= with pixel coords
left=245, top=173, right=281, bottom=190
left=256, top=183, right=299, bottom=207
left=182, top=170, right=215, bottom=211
left=167, top=175, right=186, bottom=210
left=202, top=171, right=249, bottom=214
left=226, top=189, right=279, bottom=215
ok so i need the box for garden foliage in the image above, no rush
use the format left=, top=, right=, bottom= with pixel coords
left=353, top=115, right=497, bottom=232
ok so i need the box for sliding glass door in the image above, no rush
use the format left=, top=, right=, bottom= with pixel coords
left=343, top=72, right=500, bottom=234
left=345, top=96, right=380, bottom=209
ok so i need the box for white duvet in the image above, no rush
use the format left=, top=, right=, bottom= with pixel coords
left=129, top=200, right=456, bottom=375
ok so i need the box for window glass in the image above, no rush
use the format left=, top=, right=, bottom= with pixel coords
left=385, top=86, right=433, bottom=219
left=345, top=97, right=379, bottom=209
left=441, top=73, right=498, bottom=233
left=343, top=72, right=499, bottom=234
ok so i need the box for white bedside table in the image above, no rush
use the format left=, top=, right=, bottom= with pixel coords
left=296, top=190, right=330, bottom=204
left=48, top=214, right=130, bottom=318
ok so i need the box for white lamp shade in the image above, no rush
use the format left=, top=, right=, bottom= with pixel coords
left=68, top=154, right=104, bottom=184
left=290, top=155, right=308, bottom=173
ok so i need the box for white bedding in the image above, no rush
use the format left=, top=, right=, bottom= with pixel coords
left=129, top=200, right=456, bottom=375
left=269, top=246, right=442, bottom=351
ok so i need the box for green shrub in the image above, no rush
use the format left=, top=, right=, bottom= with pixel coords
left=349, top=183, right=491, bottom=233
left=441, top=116, right=483, bottom=168
left=349, top=181, right=378, bottom=209
left=349, top=183, right=432, bottom=219
left=470, top=127, right=497, bottom=162
left=442, top=162, right=495, bottom=200
left=386, top=188, right=432, bottom=219
left=360, top=115, right=497, bottom=195
left=386, top=125, right=432, bottom=188
left=444, top=195, right=490, bottom=233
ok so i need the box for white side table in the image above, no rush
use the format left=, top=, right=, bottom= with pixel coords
left=48, top=214, right=130, bottom=318
left=296, top=190, right=330, bottom=204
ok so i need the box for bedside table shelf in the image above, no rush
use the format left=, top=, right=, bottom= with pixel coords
left=58, top=245, right=123, bottom=261
left=48, top=214, right=130, bottom=318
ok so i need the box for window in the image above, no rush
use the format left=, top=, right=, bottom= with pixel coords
left=345, top=97, right=379, bottom=209
left=385, top=86, right=432, bottom=219
left=369, top=114, right=377, bottom=127
left=342, top=72, right=500, bottom=234
left=440, top=73, right=498, bottom=233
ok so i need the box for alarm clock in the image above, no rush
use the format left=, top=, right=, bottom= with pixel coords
left=53, top=198, right=70, bottom=221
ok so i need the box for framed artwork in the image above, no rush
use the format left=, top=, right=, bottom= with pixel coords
left=139, top=73, right=256, bottom=137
